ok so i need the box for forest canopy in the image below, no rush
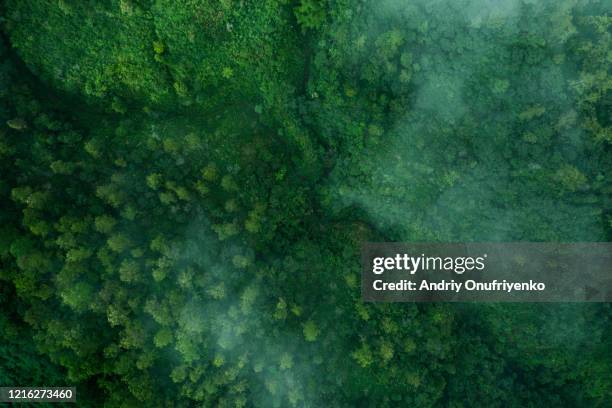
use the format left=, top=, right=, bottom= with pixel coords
left=0, top=0, right=610, bottom=406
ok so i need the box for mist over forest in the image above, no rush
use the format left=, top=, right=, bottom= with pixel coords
left=0, top=0, right=610, bottom=406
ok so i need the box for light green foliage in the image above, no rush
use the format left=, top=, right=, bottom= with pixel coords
left=352, top=342, right=374, bottom=368
left=94, top=215, right=117, bottom=234
left=295, top=0, right=327, bottom=30
left=302, top=320, right=319, bottom=342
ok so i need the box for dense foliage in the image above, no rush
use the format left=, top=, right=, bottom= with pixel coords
left=1, top=0, right=610, bottom=406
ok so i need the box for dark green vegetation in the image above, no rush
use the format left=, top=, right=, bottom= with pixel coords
left=1, top=0, right=610, bottom=406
